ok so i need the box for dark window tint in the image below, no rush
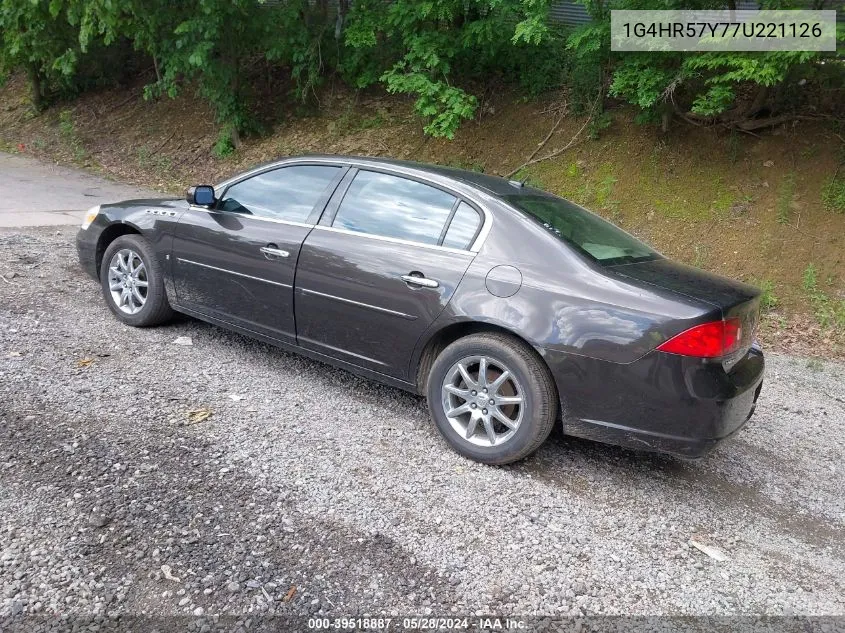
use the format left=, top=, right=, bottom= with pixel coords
left=505, top=194, right=659, bottom=266
left=219, top=165, right=341, bottom=222
left=442, top=202, right=481, bottom=249
left=333, top=170, right=456, bottom=245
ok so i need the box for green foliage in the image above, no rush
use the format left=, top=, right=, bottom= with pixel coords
left=213, top=128, right=236, bottom=158
left=582, top=0, right=845, bottom=129
left=0, top=0, right=81, bottom=109
left=757, top=279, right=779, bottom=311
left=564, top=22, right=608, bottom=112
left=382, top=69, right=477, bottom=139
left=57, top=108, right=86, bottom=161
left=822, top=175, right=845, bottom=213
left=802, top=262, right=817, bottom=292
left=346, top=0, right=558, bottom=137
left=802, top=263, right=845, bottom=331
left=1, top=0, right=842, bottom=140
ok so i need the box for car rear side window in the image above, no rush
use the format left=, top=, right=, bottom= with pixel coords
left=332, top=170, right=456, bottom=246
left=506, top=194, right=659, bottom=266
left=219, top=165, right=341, bottom=222
left=441, top=202, right=481, bottom=250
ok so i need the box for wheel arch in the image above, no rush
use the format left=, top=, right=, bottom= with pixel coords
left=413, top=319, right=557, bottom=402
left=95, top=222, right=142, bottom=279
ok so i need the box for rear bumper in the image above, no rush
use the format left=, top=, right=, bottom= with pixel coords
left=76, top=228, right=99, bottom=280
left=546, top=345, right=765, bottom=458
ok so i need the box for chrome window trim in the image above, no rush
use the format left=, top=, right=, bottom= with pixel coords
left=298, top=288, right=417, bottom=321
left=176, top=258, right=292, bottom=288
left=187, top=205, right=314, bottom=229
left=312, top=225, right=477, bottom=256
left=213, top=157, right=494, bottom=253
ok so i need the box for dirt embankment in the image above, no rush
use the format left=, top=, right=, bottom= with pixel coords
left=1, top=73, right=843, bottom=357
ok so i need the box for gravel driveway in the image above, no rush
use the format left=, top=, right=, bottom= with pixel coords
left=1, top=226, right=844, bottom=625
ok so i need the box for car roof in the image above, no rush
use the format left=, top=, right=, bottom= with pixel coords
left=225, top=154, right=542, bottom=199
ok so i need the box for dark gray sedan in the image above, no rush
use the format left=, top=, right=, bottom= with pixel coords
left=76, top=155, right=764, bottom=464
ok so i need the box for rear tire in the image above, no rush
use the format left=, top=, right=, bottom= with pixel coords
left=426, top=332, right=557, bottom=465
left=100, top=234, right=173, bottom=327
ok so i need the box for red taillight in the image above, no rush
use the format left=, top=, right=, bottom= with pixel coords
left=656, top=318, right=742, bottom=358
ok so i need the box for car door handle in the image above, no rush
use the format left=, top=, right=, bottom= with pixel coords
left=260, top=246, right=289, bottom=259
left=400, top=274, right=439, bottom=289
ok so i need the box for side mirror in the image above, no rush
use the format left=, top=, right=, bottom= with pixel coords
left=187, top=185, right=216, bottom=207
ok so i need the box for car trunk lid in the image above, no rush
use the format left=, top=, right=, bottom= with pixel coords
left=607, top=258, right=761, bottom=363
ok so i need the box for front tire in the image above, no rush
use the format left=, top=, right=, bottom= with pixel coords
left=426, top=332, right=557, bottom=465
left=99, top=234, right=173, bottom=327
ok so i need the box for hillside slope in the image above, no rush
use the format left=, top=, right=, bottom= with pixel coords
left=1, top=73, right=843, bottom=356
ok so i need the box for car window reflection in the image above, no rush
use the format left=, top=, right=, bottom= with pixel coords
left=442, top=202, right=481, bottom=249
left=333, top=170, right=456, bottom=245
left=220, top=166, right=341, bottom=222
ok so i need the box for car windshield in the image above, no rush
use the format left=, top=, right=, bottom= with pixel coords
left=504, top=194, right=660, bottom=266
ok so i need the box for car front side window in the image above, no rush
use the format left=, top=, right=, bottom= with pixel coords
left=219, top=165, right=341, bottom=223
left=332, top=170, right=457, bottom=246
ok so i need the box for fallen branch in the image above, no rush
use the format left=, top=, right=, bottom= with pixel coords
left=510, top=101, right=568, bottom=173
left=151, top=130, right=176, bottom=154
left=505, top=110, right=594, bottom=179
left=506, top=95, right=600, bottom=179
left=107, top=91, right=142, bottom=113
left=732, top=114, right=803, bottom=132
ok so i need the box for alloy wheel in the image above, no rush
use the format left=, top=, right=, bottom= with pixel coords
left=441, top=355, right=524, bottom=447
left=107, top=248, right=148, bottom=315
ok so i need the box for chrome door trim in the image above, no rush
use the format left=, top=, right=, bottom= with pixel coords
left=176, top=258, right=292, bottom=289
left=312, top=225, right=476, bottom=256
left=186, top=205, right=316, bottom=229
left=298, top=287, right=418, bottom=321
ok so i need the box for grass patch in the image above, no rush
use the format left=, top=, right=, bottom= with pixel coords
left=711, top=187, right=735, bottom=214
left=328, top=108, right=391, bottom=138
left=58, top=109, right=86, bottom=162
left=137, top=146, right=173, bottom=173
left=806, top=358, right=824, bottom=372
left=213, top=128, right=236, bottom=158
left=821, top=175, right=845, bottom=213
left=444, top=158, right=486, bottom=173
left=755, top=279, right=779, bottom=311
left=595, top=174, right=618, bottom=207
left=776, top=173, right=796, bottom=225
left=802, top=263, right=845, bottom=331
left=692, top=244, right=709, bottom=268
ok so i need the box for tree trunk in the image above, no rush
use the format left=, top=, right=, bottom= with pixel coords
left=27, top=63, right=44, bottom=112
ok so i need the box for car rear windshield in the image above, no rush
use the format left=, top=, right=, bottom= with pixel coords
left=504, top=194, right=660, bottom=266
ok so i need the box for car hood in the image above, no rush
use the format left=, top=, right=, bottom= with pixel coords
left=606, top=258, right=760, bottom=314
left=106, top=198, right=185, bottom=209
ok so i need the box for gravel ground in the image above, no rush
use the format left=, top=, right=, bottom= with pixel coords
left=1, top=226, right=844, bottom=623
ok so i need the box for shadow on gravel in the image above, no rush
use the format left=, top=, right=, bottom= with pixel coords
left=0, top=405, right=458, bottom=617
left=126, top=315, right=845, bottom=557
left=521, top=432, right=845, bottom=554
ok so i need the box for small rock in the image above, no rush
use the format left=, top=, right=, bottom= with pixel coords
left=88, top=514, right=110, bottom=528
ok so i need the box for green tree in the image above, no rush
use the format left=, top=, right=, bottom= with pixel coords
left=344, top=0, right=556, bottom=138
left=0, top=0, right=81, bottom=110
